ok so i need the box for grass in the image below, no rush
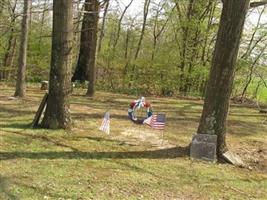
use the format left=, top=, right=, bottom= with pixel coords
left=0, top=83, right=267, bottom=200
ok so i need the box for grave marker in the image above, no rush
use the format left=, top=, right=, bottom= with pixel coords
left=190, top=134, right=217, bottom=162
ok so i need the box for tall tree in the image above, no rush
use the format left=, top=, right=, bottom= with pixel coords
left=112, top=0, right=134, bottom=51
left=197, top=0, right=250, bottom=157
left=98, top=0, right=109, bottom=53
left=1, top=0, right=18, bottom=81
left=240, top=44, right=267, bottom=100
left=41, top=0, right=73, bottom=129
left=134, top=0, right=151, bottom=60
left=14, top=0, right=31, bottom=97
left=174, top=0, right=216, bottom=95
left=72, top=0, right=99, bottom=97
left=151, top=1, right=172, bottom=62
left=86, top=0, right=100, bottom=96
left=127, top=0, right=150, bottom=89
left=38, top=0, right=48, bottom=49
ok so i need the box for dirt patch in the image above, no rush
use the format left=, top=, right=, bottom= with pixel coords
left=234, top=140, right=267, bottom=173
left=118, top=127, right=175, bottom=149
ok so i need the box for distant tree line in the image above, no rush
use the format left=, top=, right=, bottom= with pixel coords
left=0, top=0, right=266, bottom=99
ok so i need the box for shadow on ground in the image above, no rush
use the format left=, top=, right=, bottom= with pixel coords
left=0, top=146, right=189, bottom=161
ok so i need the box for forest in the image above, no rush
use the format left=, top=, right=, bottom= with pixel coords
left=0, top=0, right=267, bottom=199
left=0, top=0, right=266, bottom=99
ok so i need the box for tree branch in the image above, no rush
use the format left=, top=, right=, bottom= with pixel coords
left=250, top=0, right=267, bottom=8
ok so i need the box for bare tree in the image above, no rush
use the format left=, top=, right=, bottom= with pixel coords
left=113, top=0, right=134, bottom=50
left=241, top=6, right=266, bottom=59
left=241, top=44, right=267, bottom=99
left=97, top=0, right=109, bottom=53
left=38, top=0, right=48, bottom=48
left=250, top=0, right=267, bottom=7
left=151, top=1, right=173, bottom=61
left=1, top=0, right=18, bottom=80
left=14, top=0, right=31, bottom=97
left=134, top=0, right=151, bottom=60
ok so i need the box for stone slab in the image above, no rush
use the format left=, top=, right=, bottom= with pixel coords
left=7, top=96, right=17, bottom=100
left=190, top=134, right=217, bottom=162
left=223, top=151, right=245, bottom=167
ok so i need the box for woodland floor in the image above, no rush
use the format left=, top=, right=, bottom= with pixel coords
left=0, top=83, right=266, bottom=200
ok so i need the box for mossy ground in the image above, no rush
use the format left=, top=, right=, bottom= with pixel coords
left=0, top=83, right=266, bottom=200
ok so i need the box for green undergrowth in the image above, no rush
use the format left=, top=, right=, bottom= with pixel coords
left=0, top=83, right=266, bottom=200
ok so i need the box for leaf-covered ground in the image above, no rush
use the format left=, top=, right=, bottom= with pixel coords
left=0, top=83, right=266, bottom=200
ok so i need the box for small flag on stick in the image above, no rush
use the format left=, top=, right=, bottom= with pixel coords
left=143, top=113, right=166, bottom=130
left=99, top=111, right=110, bottom=134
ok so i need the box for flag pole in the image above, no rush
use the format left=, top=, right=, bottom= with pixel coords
left=161, top=129, right=164, bottom=146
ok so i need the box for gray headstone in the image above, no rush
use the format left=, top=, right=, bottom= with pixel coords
left=41, top=81, right=48, bottom=90
left=190, top=134, right=217, bottom=162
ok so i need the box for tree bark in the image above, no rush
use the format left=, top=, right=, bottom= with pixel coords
left=41, top=0, right=73, bottom=129
left=250, top=0, right=267, bottom=7
left=72, top=0, right=99, bottom=97
left=14, top=0, right=31, bottom=97
left=86, top=0, right=99, bottom=96
left=197, top=0, right=250, bottom=157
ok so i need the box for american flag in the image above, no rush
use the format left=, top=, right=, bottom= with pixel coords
left=144, top=114, right=166, bottom=130
left=99, top=112, right=110, bottom=134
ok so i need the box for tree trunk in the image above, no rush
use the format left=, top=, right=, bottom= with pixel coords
left=41, top=0, right=73, bottom=129
left=97, top=0, right=109, bottom=53
left=134, top=0, right=151, bottom=60
left=151, top=2, right=172, bottom=62
left=38, top=0, right=48, bottom=49
left=122, top=27, right=131, bottom=88
left=241, top=6, right=265, bottom=59
left=197, top=0, right=250, bottom=157
left=14, top=0, right=31, bottom=97
left=253, top=80, right=261, bottom=99
left=129, top=0, right=150, bottom=88
left=241, top=44, right=266, bottom=100
left=86, top=0, right=99, bottom=96
left=3, top=38, right=17, bottom=80
left=72, top=0, right=91, bottom=83
left=113, top=0, right=134, bottom=51
left=72, top=0, right=99, bottom=97
left=1, top=0, right=17, bottom=81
